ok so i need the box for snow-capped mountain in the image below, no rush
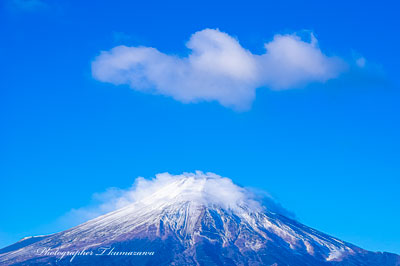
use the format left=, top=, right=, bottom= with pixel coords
left=1, top=172, right=399, bottom=265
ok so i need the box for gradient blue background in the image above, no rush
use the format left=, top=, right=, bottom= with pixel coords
left=1, top=0, right=399, bottom=253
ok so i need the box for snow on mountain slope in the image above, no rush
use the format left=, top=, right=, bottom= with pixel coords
left=0, top=172, right=399, bottom=265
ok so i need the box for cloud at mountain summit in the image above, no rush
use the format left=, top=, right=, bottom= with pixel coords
left=92, top=29, right=347, bottom=110
left=58, top=171, right=294, bottom=227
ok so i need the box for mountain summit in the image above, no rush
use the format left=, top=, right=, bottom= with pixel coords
left=1, top=172, right=399, bottom=265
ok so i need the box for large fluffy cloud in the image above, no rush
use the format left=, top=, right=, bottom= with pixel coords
left=92, top=29, right=346, bottom=110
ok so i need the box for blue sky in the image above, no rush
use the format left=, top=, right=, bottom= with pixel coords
left=1, top=0, right=399, bottom=254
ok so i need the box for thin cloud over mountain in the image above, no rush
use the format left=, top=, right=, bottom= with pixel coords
left=59, top=171, right=292, bottom=227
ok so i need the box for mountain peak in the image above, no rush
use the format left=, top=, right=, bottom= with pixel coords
left=129, top=171, right=262, bottom=213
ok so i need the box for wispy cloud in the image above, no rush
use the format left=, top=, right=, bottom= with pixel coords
left=58, top=171, right=294, bottom=228
left=9, top=0, right=48, bottom=12
left=356, top=57, right=366, bottom=68
left=92, top=29, right=348, bottom=110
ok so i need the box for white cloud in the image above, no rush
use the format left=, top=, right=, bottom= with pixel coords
left=59, top=171, right=293, bottom=227
left=258, top=33, right=346, bottom=88
left=92, top=29, right=347, bottom=110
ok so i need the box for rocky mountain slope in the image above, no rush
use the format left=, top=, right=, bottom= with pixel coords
left=1, top=172, right=399, bottom=265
